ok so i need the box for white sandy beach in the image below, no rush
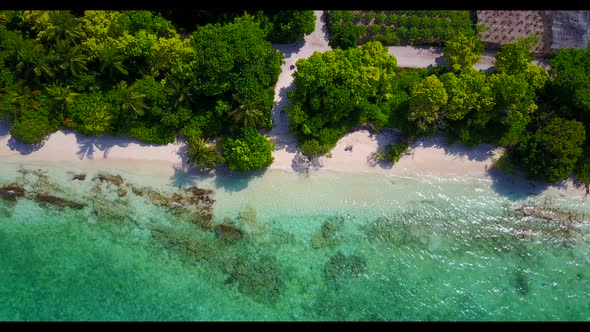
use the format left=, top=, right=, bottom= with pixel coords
left=0, top=11, right=580, bottom=196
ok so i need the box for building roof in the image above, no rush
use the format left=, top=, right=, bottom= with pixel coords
left=551, top=11, right=590, bottom=50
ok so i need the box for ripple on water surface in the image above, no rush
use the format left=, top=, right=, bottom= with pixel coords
left=0, top=164, right=589, bottom=321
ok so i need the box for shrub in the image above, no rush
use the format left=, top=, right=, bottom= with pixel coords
left=512, top=117, right=586, bottom=183
left=221, top=128, right=275, bottom=172
left=382, top=142, right=410, bottom=163
left=129, top=124, right=176, bottom=144
left=10, top=115, right=53, bottom=144
left=185, top=136, right=223, bottom=171
left=492, top=154, right=519, bottom=175
left=329, top=22, right=359, bottom=49
left=300, top=139, right=326, bottom=156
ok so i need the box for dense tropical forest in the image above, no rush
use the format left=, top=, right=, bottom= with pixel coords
left=0, top=10, right=588, bottom=186
left=0, top=10, right=315, bottom=172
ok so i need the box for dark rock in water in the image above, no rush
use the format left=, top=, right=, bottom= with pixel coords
left=130, top=185, right=145, bottom=196
left=91, top=203, right=129, bottom=224
left=0, top=183, right=26, bottom=202
left=348, top=254, right=367, bottom=276
left=226, top=254, right=284, bottom=304
left=513, top=204, right=583, bottom=223
left=198, top=210, right=215, bottom=229
left=171, top=193, right=184, bottom=202
left=312, top=217, right=342, bottom=249
left=117, top=188, right=128, bottom=197
left=35, top=193, right=85, bottom=210
left=324, top=251, right=367, bottom=282
left=146, top=189, right=169, bottom=206
left=151, top=225, right=213, bottom=262
left=72, top=173, right=86, bottom=181
left=215, top=223, right=244, bottom=242
left=322, top=219, right=338, bottom=238
left=186, top=186, right=214, bottom=197
left=93, top=173, right=124, bottom=187
left=324, top=251, right=347, bottom=281
left=18, top=168, right=48, bottom=179
left=514, top=270, right=529, bottom=296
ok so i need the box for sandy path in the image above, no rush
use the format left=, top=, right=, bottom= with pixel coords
left=388, top=46, right=446, bottom=68
left=390, top=47, right=549, bottom=71
left=268, top=11, right=332, bottom=171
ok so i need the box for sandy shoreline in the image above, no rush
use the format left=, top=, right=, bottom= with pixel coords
left=0, top=119, right=500, bottom=178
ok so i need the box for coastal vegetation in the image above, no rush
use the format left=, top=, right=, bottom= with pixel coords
left=375, top=142, right=411, bottom=163
left=0, top=10, right=298, bottom=172
left=0, top=10, right=588, bottom=185
left=286, top=41, right=398, bottom=156
left=287, top=29, right=589, bottom=185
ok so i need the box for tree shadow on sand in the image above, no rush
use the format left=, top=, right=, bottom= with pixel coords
left=171, top=142, right=265, bottom=192
left=74, top=131, right=163, bottom=160
left=431, top=55, right=448, bottom=69
left=7, top=137, right=45, bottom=155
left=170, top=143, right=215, bottom=187
left=269, top=84, right=300, bottom=154
left=2, top=119, right=46, bottom=155
left=0, top=120, right=10, bottom=137
left=272, top=39, right=306, bottom=59
left=409, top=136, right=551, bottom=200
left=411, top=136, right=496, bottom=162
left=320, top=11, right=330, bottom=39
left=364, top=127, right=404, bottom=170
left=487, top=167, right=550, bottom=201
left=213, top=168, right=266, bottom=193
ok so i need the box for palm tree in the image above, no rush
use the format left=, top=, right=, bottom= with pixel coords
left=185, top=137, right=223, bottom=171
left=31, top=53, right=57, bottom=83
left=228, top=94, right=265, bottom=129
left=83, top=105, right=112, bottom=137
left=46, top=11, right=85, bottom=44
left=0, top=12, right=8, bottom=28
left=168, top=78, right=195, bottom=108
left=98, top=48, right=128, bottom=80
left=2, top=81, right=34, bottom=120
left=53, top=39, right=88, bottom=78
left=45, top=82, right=80, bottom=115
left=6, top=36, right=55, bottom=83
left=112, top=81, right=147, bottom=120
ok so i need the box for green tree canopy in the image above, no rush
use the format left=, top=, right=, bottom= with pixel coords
left=185, top=137, right=223, bottom=171
left=443, top=32, right=483, bottom=72
left=185, top=14, right=283, bottom=133
left=512, top=117, right=586, bottom=183
left=495, top=43, right=531, bottom=75
left=221, top=128, right=275, bottom=172
left=574, top=148, right=590, bottom=184
left=287, top=41, right=397, bottom=155
left=81, top=105, right=113, bottom=137
left=262, top=10, right=315, bottom=43
left=440, top=69, right=494, bottom=121
left=408, top=74, right=448, bottom=134
left=548, top=48, right=590, bottom=121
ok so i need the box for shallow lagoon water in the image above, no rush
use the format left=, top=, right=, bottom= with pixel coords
left=1, top=161, right=589, bottom=321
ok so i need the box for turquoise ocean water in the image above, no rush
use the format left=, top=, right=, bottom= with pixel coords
left=0, top=161, right=589, bottom=321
